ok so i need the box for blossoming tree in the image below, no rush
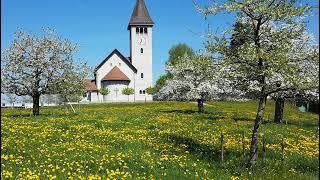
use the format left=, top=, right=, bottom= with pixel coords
left=229, top=19, right=319, bottom=123
left=158, top=54, right=240, bottom=113
left=195, top=0, right=318, bottom=165
left=1, top=28, right=89, bottom=116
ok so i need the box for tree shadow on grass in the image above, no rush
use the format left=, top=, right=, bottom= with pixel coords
left=160, top=109, right=198, bottom=114
left=160, top=110, right=226, bottom=120
left=260, top=119, right=318, bottom=128
left=163, top=133, right=221, bottom=162
left=5, top=114, right=32, bottom=118
left=285, top=120, right=318, bottom=128
left=5, top=112, right=79, bottom=119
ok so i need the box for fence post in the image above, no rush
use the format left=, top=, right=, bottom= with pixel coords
left=281, top=137, right=285, bottom=161
left=241, top=131, right=245, bottom=156
left=262, top=135, right=266, bottom=161
left=221, top=132, right=224, bottom=165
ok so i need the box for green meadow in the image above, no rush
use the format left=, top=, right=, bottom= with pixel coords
left=1, top=101, right=319, bottom=179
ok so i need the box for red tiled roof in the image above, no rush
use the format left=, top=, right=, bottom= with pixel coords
left=102, top=67, right=130, bottom=81
left=84, top=80, right=97, bottom=91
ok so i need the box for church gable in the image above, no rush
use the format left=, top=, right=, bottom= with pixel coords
left=102, top=66, right=130, bottom=81
left=95, top=49, right=137, bottom=73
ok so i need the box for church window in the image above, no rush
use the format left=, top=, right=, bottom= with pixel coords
left=110, top=63, right=112, bottom=66
left=144, top=27, right=148, bottom=33
left=139, top=90, right=142, bottom=94
left=141, top=48, right=143, bottom=53
left=143, top=90, right=146, bottom=94
left=136, top=27, right=139, bottom=33
left=119, top=63, right=121, bottom=66
left=140, top=27, right=143, bottom=34
left=141, top=73, right=144, bottom=78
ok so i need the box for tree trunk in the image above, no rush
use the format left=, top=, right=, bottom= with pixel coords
left=32, top=94, right=40, bottom=116
left=197, top=97, right=204, bottom=113
left=66, top=98, right=76, bottom=113
left=249, top=17, right=265, bottom=166
left=249, top=96, right=267, bottom=165
left=274, top=97, right=285, bottom=123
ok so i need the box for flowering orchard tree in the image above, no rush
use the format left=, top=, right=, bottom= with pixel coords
left=271, top=43, right=319, bottom=123
left=1, top=28, right=89, bottom=116
left=154, top=43, right=195, bottom=94
left=158, top=54, right=241, bottom=113
left=56, top=63, right=90, bottom=111
left=195, top=0, right=318, bottom=165
left=229, top=19, right=319, bottom=123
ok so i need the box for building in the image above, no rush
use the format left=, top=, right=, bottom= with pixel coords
left=83, top=0, right=154, bottom=103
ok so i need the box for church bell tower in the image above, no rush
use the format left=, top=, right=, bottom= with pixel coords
left=128, top=0, right=154, bottom=101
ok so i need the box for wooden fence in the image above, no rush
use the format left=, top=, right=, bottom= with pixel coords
left=220, top=132, right=286, bottom=164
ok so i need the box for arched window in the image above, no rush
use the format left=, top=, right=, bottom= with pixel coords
left=136, top=27, right=139, bottom=33
left=141, top=48, right=143, bottom=53
left=119, top=63, right=121, bottom=66
left=144, top=27, right=148, bottom=33
left=143, top=90, right=146, bottom=94
left=140, top=27, right=143, bottom=34
left=139, top=90, right=142, bottom=94
left=141, top=73, right=144, bottom=78
left=110, top=63, right=112, bottom=66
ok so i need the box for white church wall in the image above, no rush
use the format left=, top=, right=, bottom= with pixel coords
left=95, top=53, right=136, bottom=102
left=90, top=91, right=100, bottom=102
left=81, top=91, right=100, bottom=103
left=130, top=26, right=153, bottom=101
left=102, top=81, right=133, bottom=102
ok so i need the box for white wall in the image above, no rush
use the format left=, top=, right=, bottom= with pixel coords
left=95, top=53, right=137, bottom=102
left=101, top=81, right=133, bottom=102
left=130, top=26, right=153, bottom=101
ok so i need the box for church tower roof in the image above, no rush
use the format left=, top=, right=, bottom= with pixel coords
left=128, top=0, right=154, bottom=29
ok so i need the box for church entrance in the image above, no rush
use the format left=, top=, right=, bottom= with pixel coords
left=113, top=88, right=119, bottom=102
left=102, top=80, right=130, bottom=102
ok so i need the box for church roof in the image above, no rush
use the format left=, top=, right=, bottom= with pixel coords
left=128, top=0, right=154, bottom=29
left=84, top=80, right=97, bottom=91
left=95, top=49, right=137, bottom=73
left=102, top=66, right=130, bottom=81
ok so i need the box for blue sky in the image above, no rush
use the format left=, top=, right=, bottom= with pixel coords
left=1, top=0, right=319, bottom=85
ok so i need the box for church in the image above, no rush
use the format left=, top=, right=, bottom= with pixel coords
left=83, top=0, right=154, bottom=102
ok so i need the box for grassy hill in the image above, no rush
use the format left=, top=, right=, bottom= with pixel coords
left=1, top=101, right=319, bottom=179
